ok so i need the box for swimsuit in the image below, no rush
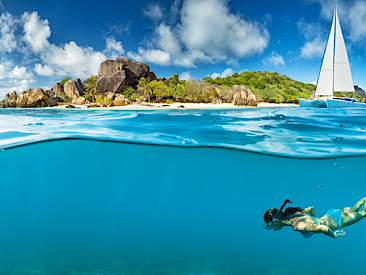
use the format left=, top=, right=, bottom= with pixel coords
left=290, top=209, right=343, bottom=238
left=325, top=208, right=343, bottom=228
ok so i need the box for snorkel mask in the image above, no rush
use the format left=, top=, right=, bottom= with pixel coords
left=263, top=199, right=294, bottom=230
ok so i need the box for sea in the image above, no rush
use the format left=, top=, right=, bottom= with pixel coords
left=0, top=107, right=365, bottom=275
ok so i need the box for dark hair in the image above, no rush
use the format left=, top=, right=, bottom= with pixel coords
left=264, top=207, right=304, bottom=223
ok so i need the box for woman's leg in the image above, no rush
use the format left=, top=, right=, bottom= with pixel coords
left=341, top=197, right=366, bottom=213
left=341, top=199, right=366, bottom=227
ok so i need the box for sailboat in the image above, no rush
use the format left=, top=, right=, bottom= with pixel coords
left=299, top=3, right=366, bottom=108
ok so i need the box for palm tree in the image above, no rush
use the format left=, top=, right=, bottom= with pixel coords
left=137, top=77, right=152, bottom=102
left=85, top=77, right=100, bottom=102
left=168, top=74, right=183, bottom=102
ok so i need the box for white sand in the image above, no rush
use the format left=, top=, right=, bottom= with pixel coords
left=49, top=102, right=298, bottom=110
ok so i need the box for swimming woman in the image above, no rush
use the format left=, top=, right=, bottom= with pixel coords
left=263, top=198, right=366, bottom=238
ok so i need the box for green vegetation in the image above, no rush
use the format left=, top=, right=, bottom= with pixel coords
left=122, top=87, right=137, bottom=101
left=84, top=77, right=100, bottom=103
left=96, top=95, right=113, bottom=105
left=60, top=77, right=71, bottom=84
left=203, top=71, right=316, bottom=104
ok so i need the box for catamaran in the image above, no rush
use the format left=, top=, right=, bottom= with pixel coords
left=299, top=3, right=366, bottom=108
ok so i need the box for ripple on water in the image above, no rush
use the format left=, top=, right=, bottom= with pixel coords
left=0, top=108, right=366, bottom=158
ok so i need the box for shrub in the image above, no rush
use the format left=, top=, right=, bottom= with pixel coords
left=60, top=77, right=71, bottom=84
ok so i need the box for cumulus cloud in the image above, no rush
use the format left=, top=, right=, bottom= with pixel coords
left=127, top=48, right=171, bottom=66
left=128, top=0, right=269, bottom=67
left=34, top=63, right=55, bottom=77
left=143, top=3, right=165, bottom=21
left=19, top=11, right=110, bottom=79
left=8, top=66, right=33, bottom=79
left=0, top=12, right=18, bottom=53
left=211, top=68, right=235, bottom=79
left=300, top=37, right=325, bottom=59
left=103, top=36, right=125, bottom=59
left=297, top=18, right=326, bottom=59
left=262, top=52, right=285, bottom=67
left=309, top=0, right=366, bottom=47
left=179, top=71, right=191, bottom=80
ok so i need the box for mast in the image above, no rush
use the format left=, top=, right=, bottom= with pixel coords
left=333, top=1, right=337, bottom=96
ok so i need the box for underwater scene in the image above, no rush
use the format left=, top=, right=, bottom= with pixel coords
left=0, top=108, right=365, bottom=275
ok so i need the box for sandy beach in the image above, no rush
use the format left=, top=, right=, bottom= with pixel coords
left=49, top=102, right=298, bottom=110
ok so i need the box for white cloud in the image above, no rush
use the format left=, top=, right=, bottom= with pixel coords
left=179, top=71, right=191, bottom=80
left=103, top=36, right=125, bottom=59
left=34, top=63, right=55, bottom=77
left=20, top=11, right=108, bottom=79
left=128, top=0, right=269, bottom=67
left=8, top=66, right=33, bottom=79
left=312, top=81, right=317, bottom=85
left=127, top=48, right=171, bottom=66
left=297, top=18, right=326, bottom=59
left=262, top=52, right=285, bottom=68
left=309, top=0, right=366, bottom=46
left=300, top=37, right=325, bottom=59
left=22, top=11, right=51, bottom=53
left=211, top=68, right=235, bottom=79
left=0, top=12, right=18, bottom=53
left=143, top=3, right=164, bottom=20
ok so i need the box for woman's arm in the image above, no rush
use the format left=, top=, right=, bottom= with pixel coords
left=303, top=206, right=315, bottom=216
left=293, top=222, right=345, bottom=238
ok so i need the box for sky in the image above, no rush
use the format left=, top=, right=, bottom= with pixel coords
left=1, top=0, right=366, bottom=99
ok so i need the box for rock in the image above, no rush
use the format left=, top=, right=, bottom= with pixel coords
left=148, top=71, right=157, bottom=81
left=66, top=105, right=75, bottom=108
left=246, top=88, right=257, bottom=106
left=7, top=99, right=17, bottom=108
left=355, top=85, right=366, bottom=98
left=98, top=56, right=151, bottom=87
left=105, top=92, right=115, bottom=101
left=16, top=88, right=58, bottom=108
left=71, top=97, right=88, bottom=105
left=232, top=85, right=247, bottom=106
left=64, top=78, right=85, bottom=99
left=87, top=104, right=100, bottom=108
left=177, top=105, right=185, bottom=108
left=96, top=71, right=126, bottom=94
left=53, top=82, right=64, bottom=97
left=111, top=95, right=129, bottom=106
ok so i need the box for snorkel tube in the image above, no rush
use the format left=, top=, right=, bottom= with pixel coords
left=263, top=199, right=294, bottom=230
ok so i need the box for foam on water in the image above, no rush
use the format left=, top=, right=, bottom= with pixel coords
left=1, top=107, right=366, bottom=158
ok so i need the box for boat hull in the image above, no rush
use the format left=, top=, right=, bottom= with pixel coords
left=299, top=99, right=327, bottom=108
left=326, top=99, right=366, bottom=108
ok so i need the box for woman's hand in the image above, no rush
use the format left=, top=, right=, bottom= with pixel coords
left=334, top=230, right=346, bottom=238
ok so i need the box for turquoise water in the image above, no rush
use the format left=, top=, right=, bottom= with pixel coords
left=0, top=108, right=365, bottom=274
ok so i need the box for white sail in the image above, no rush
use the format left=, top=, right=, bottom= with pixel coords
left=334, top=7, right=355, bottom=92
left=315, top=10, right=336, bottom=96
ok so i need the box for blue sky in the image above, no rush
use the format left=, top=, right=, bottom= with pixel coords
left=1, top=0, right=366, bottom=98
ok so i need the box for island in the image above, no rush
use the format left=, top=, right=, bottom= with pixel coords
left=1, top=56, right=364, bottom=109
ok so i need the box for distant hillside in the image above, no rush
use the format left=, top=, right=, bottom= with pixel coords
left=203, top=71, right=316, bottom=104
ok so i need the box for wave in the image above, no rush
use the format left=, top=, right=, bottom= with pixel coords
left=1, top=107, right=366, bottom=158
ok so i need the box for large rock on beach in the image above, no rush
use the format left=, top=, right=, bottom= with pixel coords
left=96, top=71, right=127, bottom=94
left=98, top=57, right=151, bottom=87
left=71, top=97, right=89, bottom=105
left=53, top=82, right=64, bottom=98
left=64, top=78, right=85, bottom=99
left=16, top=88, right=59, bottom=108
left=232, top=85, right=257, bottom=106
left=111, top=95, right=132, bottom=106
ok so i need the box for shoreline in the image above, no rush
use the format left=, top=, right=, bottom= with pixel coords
left=45, top=102, right=298, bottom=110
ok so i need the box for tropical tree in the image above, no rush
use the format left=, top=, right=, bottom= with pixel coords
left=84, top=76, right=100, bottom=103
left=150, top=80, right=172, bottom=102
left=137, top=77, right=152, bottom=102
left=60, top=77, right=71, bottom=84
left=168, top=73, right=184, bottom=102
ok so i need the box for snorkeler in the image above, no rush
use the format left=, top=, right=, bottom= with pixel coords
left=263, top=197, right=366, bottom=238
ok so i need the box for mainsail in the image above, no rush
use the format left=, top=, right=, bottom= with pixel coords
left=315, top=5, right=354, bottom=96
